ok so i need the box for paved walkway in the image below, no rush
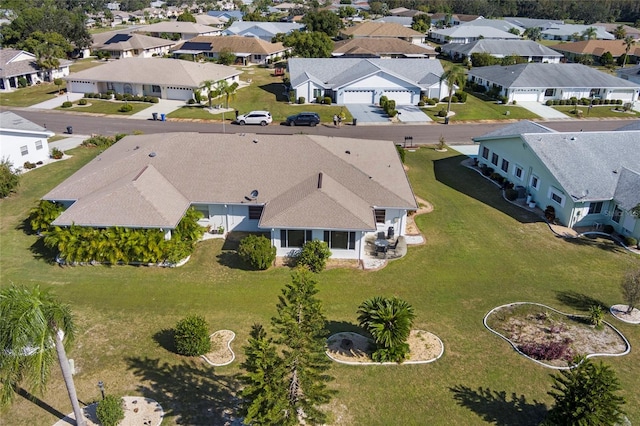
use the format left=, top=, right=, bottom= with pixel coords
left=518, top=101, right=571, bottom=119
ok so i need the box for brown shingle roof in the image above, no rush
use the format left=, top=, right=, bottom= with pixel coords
left=333, top=38, right=435, bottom=56
left=340, top=22, right=424, bottom=38
left=44, top=133, right=417, bottom=230
left=174, top=35, right=287, bottom=55
left=553, top=39, right=640, bottom=57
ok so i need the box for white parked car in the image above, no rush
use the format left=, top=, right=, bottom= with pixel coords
left=235, top=111, right=272, bottom=126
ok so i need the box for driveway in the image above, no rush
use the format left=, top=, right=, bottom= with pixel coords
left=129, top=99, right=188, bottom=121
left=396, top=105, right=432, bottom=123
left=518, top=101, right=571, bottom=119
left=29, top=92, right=85, bottom=109
left=345, top=104, right=390, bottom=125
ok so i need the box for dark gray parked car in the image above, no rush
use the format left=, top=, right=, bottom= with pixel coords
left=286, top=112, right=320, bottom=126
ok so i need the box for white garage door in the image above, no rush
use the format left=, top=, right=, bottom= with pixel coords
left=344, top=90, right=374, bottom=104
left=68, top=81, right=96, bottom=93
left=382, top=90, right=414, bottom=105
left=513, top=91, right=539, bottom=102
left=166, top=87, right=192, bottom=100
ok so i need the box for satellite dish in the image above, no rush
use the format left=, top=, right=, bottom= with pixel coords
left=250, top=189, right=259, bottom=199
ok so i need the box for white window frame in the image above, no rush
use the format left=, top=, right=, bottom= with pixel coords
left=548, top=187, right=565, bottom=207
left=20, top=145, right=28, bottom=156
left=513, top=164, right=524, bottom=181
left=530, top=174, right=540, bottom=190
left=501, top=158, right=509, bottom=173
left=35, top=140, right=43, bottom=150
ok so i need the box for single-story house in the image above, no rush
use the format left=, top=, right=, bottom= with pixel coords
left=467, top=63, right=640, bottom=103
left=429, top=13, right=478, bottom=27
left=443, top=39, right=563, bottom=63
left=134, top=22, right=221, bottom=40
left=64, top=57, right=241, bottom=101
left=592, top=22, right=640, bottom=39
left=42, top=132, right=418, bottom=261
left=551, top=39, right=640, bottom=64
left=91, top=32, right=176, bottom=59
left=194, top=14, right=226, bottom=27
left=332, top=38, right=436, bottom=59
left=502, top=17, right=564, bottom=30
left=224, top=21, right=304, bottom=41
left=540, top=23, right=614, bottom=41
left=459, top=17, right=524, bottom=34
left=207, top=10, right=243, bottom=22
left=473, top=121, right=640, bottom=241
left=0, top=49, right=72, bottom=90
left=372, top=16, right=414, bottom=27
left=171, top=35, right=290, bottom=65
left=388, top=7, right=426, bottom=18
left=617, top=64, right=640, bottom=84
left=288, top=58, right=448, bottom=105
left=339, top=22, right=425, bottom=44
left=0, top=111, right=54, bottom=168
left=428, top=26, right=521, bottom=44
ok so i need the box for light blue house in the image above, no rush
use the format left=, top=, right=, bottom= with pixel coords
left=473, top=121, right=640, bottom=241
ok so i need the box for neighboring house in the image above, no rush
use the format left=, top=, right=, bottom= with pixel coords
left=540, top=23, right=614, bottom=41
left=207, top=10, right=243, bottom=22
left=0, top=111, right=54, bottom=168
left=443, top=39, right=563, bottom=63
left=134, top=22, right=221, bottom=40
left=388, top=7, right=426, bottom=18
left=64, top=57, right=241, bottom=101
left=373, top=16, right=414, bottom=27
left=467, top=63, right=640, bottom=103
left=195, top=14, right=226, bottom=27
left=224, top=21, right=303, bottom=41
left=617, top=64, right=640, bottom=84
left=171, top=35, right=290, bottom=65
left=332, top=38, right=436, bottom=59
left=288, top=58, right=447, bottom=105
left=92, top=32, right=176, bottom=59
left=592, top=22, right=640, bottom=40
left=459, top=17, right=524, bottom=34
left=473, top=121, right=640, bottom=241
left=551, top=39, right=640, bottom=64
left=42, top=132, right=418, bottom=261
left=339, top=22, right=425, bottom=44
left=0, top=49, right=72, bottom=90
left=428, top=26, right=521, bottom=44
left=429, top=13, right=475, bottom=27
left=502, top=17, right=563, bottom=30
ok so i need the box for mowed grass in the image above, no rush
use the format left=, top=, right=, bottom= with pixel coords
left=553, top=105, right=640, bottom=118
left=422, top=94, right=540, bottom=122
left=0, top=81, right=62, bottom=107
left=1, top=145, right=639, bottom=425
left=55, top=99, right=152, bottom=115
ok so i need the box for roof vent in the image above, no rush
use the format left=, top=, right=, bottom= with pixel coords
left=570, top=136, right=576, bottom=141
left=134, top=145, right=140, bottom=150
left=318, top=172, right=323, bottom=189
left=613, top=169, right=618, bottom=174
left=345, top=150, right=351, bottom=154
left=253, top=139, right=259, bottom=143
left=149, top=152, right=156, bottom=157
left=250, top=189, right=259, bottom=199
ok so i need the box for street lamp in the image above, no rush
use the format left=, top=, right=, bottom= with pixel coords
left=98, top=381, right=105, bottom=400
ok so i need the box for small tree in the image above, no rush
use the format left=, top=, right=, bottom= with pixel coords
left=217, top=48, right=236, bottom=66
left=297, top=240, right=331, bottom=273
left=357, top=296, right=416, bottom=363
left=96, top=395, right=124, bottom=426
left=0, top=158, right=20, bottom=198
left=588, top=305, right=604, bottom=329
left=174, top=315, right=211, bottom=356
left=54, top=78, right=64, bottom=93
left=238, top=234, right=276, bottom=270
left=546, top=356, right=625, bottom=425
left=621, top=268, right=640, bottom=313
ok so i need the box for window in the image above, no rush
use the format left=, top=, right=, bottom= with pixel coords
left=530, top=174, right=540, bottom=190
left=280, top=230, right=312, bottom=248
left=323, top=231, right=356, bottom=250
left=152, top=85, right=161, bottom=92
left=513, top=165, right=523, bottom=180
left=501, top=159, right=509, bottom=173
left=248, top=205, right=263, bottom=220
left=254, top=54, right=262, bottom=60
left=544, top=88, right=555, bottom=97
left=588, top=201, right=603, bottom=214
left=548, top=187, right=565, bottom=206
left=374, top=209, right=385, bottom=224
left=481, top=147, right=489, bottom=159
left=35, top=140, right=43, bottom=150
left=612, top=206, right=622, bottom=223
left=20, top=145, right=28, bottom=156
left=491, top=153, right=498, bottom=166
left=313, top=89, right=322, bottom=98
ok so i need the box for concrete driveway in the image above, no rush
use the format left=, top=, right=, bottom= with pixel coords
left=397, top=105, right=432, bottom=123
left=518, top=101, right=571, bottom=119
left=345, top=104, right=390, bottom=125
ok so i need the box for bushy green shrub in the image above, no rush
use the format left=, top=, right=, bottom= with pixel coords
left=546, top=100, right=553, bottom=106
left=174, top=315, right=211, bottom=356
left=289, top=91, right=296, bottom=103
left=51, top=147, right=64, bottom=159
left=29, top=200, right=64, bottom=234
left=23, top=161, right=36, bottom=169
left=114, top=94, right=124, bottom=101
left=100, top=93, right=111, bottom=100
left=238, top=234, right=276, bottom=270
left=149, top=97, right=159, bottom=103
left=603, top=224, right=614, bottom=234
left=18, top=77, right=27, bottom=87
left=81, top=135, right=116, bottom=148
left=379, top=95, right=388, bottom=108
left=387, top=109, right=398, bottom=117
left=0, top=159, right=20, bottom=199
left=456, top=91, right=467, bottom=103
left=78, top=98, right=87, bottom=105
left=505, top=188, right=518, bottom=201
left=61, top=101, right=72, bottom=108
left=96, top=395, right=124, bottom=426
left=417, top=100, right=425, bottom=106
left=187, top=98, right=196, bottom=104
left=437, top=109, right=447, bottom=117
left=624, top=236, right=638, bottom=247
left=450, top=95, right=459, bottom=103
left=296, top=240, right=332, bottom=273
left=323, top=96, right=331, bottom=105
left=298, top=96, right=306, bottom=104
left=427, top=98, right=437, bottom=105
left=118, top=103, right=133, bottom=112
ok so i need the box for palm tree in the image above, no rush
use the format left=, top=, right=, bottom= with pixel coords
left=523, top=27, right=542, bottom=41
left=0, top=285, right=86, bottom=426
left=440, top=65, right=466, bottom=116
left=582, top=26, right=597, bottom=41
left=216, top=80, right=239, bottom=108
left=357, top=296, right=415, bottom=362
left=622, top=36, right=636, bottom=68
left=200, top=80, right=216, bottom=108
left=614, top=24, right=626, bottom=40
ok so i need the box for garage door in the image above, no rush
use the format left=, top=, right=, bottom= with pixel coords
left=344, top=90, right=374, bottom=104
left=382, top=90, right=414, bottom=105
left=513, top=91, right=539, bottom=102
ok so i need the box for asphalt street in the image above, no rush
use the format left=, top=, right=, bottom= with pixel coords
left=4, top=107, right=632, bottom=145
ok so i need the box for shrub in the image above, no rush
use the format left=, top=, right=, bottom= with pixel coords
left=481, top=166, right=493, bottom=176
left=78, top=98, right=87, bottom=105
left=456, top=91, right=467, bottom=103
left=511, top=99, right=517, bottom=105
left=61, top=101, right=73, bottom=108
left=589, top=305, right=604, bottom=329
left=323, top=96, right=331, bottom=105
left=450, top=95, right=459, bottom=103
left=544, top=206, right=555, bottom=222
left=114, top=94, right=124, bottom=101
left=150, top=96, right=159, bottom=103
left=84, top=93, right=90, bottom=98
left=288, top=91, right=296, bottom=103
left=296, top=240, right=332, bottom=273
left=18, top=77, right=27, bottom=87
left=437, top=109, right=447, bottom=117
left=81, top=135, right=117, bottom=148
left=187, top=98, right=196, bottom=104
left=396, top=144, right=406, bottom=163
left=238, top=234, right=276, bottom=270
left=298, top=96, right=306, bottom=104
left=118, top=103, right=133, bottom=112
left=387, top=109, right=398, bottom=118
left=96, top=395, right=124, bottom=426
left=29, top=200, right=64, bottom=234
left=51, top=147, right=64, bottom=159
left=379, top=95, right=388, bottom=108
left=505, top=188, right=518, bottom=201
left=624, top=236, right=638, bottom=247
left=23, top=161, right=36, bottom=170
left=174, top=315, right=211, bottom=356
left=100, top=93, right=111, bottom=100
left=518, top=341, right=573, bottom=362
left=0, top=159, right=20, bottom=198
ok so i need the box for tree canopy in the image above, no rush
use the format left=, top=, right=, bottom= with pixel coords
left=301, top=10, right=343, bottom=38
left=282, top=30, right=333, bottom=58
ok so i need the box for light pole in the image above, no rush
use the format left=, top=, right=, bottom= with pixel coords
left=98, top=381, right=105, bottom=400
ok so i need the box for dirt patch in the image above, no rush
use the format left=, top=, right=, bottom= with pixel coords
left=486, top=303, right=629, bottom=367
left=202, top=330, right=235, bottom=366
left=610, top=304, right=640, bottom=324
left=406, top=196, right=434, bottom=235
left=326, top=330, right=443, bottom=364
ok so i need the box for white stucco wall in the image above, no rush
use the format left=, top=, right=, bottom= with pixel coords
left=0, top=131, right=52, bottom=169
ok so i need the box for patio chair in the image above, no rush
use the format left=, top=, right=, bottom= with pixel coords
left=377, top=231, right=386, bottom=240
left=376, top=245, right=388, bottom=258
left=387, top=238, right=399, bottom=256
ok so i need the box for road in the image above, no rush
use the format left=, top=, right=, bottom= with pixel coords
left=5, top=107, right=632, bottom=145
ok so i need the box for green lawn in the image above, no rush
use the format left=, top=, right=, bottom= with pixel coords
left=553, top=105, right=640, bottom=118
left=56, top=99, right=152, bottom=115
left=0, top=81, right=62, bottom=107
left=1, top=145, right=639, bottom=425
left=69, top=58, right=106, bottom=73
left=422, top=94, right=540, bottom=122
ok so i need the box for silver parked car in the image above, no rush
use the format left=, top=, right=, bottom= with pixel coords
left=235, top=111, right=272, bottom=126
